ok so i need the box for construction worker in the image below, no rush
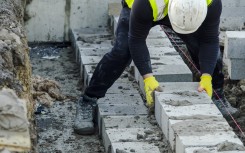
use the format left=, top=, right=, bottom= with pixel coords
left=74, top=0, right=239, bottom=135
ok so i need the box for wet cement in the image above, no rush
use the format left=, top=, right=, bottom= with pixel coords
left=30, top=44, right=105, bottom=153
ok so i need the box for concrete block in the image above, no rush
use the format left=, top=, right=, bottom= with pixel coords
left=80, top=48, right=110, bottom=56
left=139, top=64, right=192, bottom=95
left=108, top=3, right=122, bottom=17
left=107, top=83, right=139, bottom=94
left=102, top=116, right=155, bottom=129
left=168, top=118, right=232, bottom=151
left=176, top=131, right=244, bottom=153
left=147, top=26, right=168, bottom=39
left=83, top=65, right=130, bottom=87
left=150, top=55, right=186, bottom=65
left=80, top=56, right=102, bottom=77
left=155, top=93, right=223, bottom=139
left=103, top=128, right=162, bottom=153
left=227, top=58, right=245, bottom=80
left=98, top=94, right=143, bottom=105
left=148, top=46, right=179, bottom=57
left=146, top=38, right=172, bottom=47
left=157, top=82, right=200, bottom=94
left=222, top=0, right=245, bottom=7
left=101, top=115, right=156, bottom=139
left=221, top=7, right=245, bottom=18
left=155, top=91, right=214, bottom=135
left=224, top=31, right=245, bottom=59
left=185, top=147, right=245, bottom=153
left=220, top=17, right=245, bottom=31
left=73, top=28, right=112, bottom=42
left=111, top=142, right=161, bottom=153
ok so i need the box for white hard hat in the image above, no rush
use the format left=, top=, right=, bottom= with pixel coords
left=168, top=0, right=207, bottom=34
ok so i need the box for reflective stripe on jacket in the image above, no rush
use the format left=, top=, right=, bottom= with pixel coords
left=125, top=0, right=213, bottom=21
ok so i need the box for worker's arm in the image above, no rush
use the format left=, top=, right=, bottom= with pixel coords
left=128, top=0, right=163, bottom=106
left=128, top=0, right=153, bottom=77
left=198, top=0, right=222, bottom=76
left=197, top=0, right=222, bottom=97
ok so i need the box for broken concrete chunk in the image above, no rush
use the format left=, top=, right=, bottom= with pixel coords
left=0, top=88, right=28, bottom=132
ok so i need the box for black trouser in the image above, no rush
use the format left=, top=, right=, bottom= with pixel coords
left=85, top=7, right=224, bottom=99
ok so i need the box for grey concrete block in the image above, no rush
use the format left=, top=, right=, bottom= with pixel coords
left=157, top=82, right=199, bottom=94
left=98, top=94, right=143, bottom=105
left=169, top=118, right=232, bottom=151
left=80, top=48, right=110, bottom=56
left=155, top=91, right=214, bottom=136
left=176, top=131, right=243, bottom=153
left=151, top=64, right=192, bottom=82
left=224, top=31, right=245, bottom=59
left=138, top=64, right=193, bottom=96
left=222, top=0, right=245, bottom=7
left=186, top=147, right=245, bottom=153
left=80, top=56, right=102, bottom=77
left=103, top=128, right=162, bottom=153
left=227, top=58, right=245, bottom=80
left=111, top=142, right=161, bottom=153
left=147, top=26, right=168, bottom=39
left=101, top=115, right=156, bottom=140
left=155, top=93, right=223, bottom=140
left=220, top=17, right=245, bottom=31
left=221, top=7, right=245, bottom=18
left=134, top=54, right=188, bottom=82
left=146, top=38, right=172, bottom=47
left=148, top=46, right=179, bottom=57
left=107, top=83, right=139, bottom=94
left=83, top=65, right=131, bottom=87
left=98, top=104, right=148, bottom=139
left=73, top=28, right=112, bottom=42
left=102, top=116, right=155, bottom=130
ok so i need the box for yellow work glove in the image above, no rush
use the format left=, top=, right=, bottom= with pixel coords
left=198, top=74, right=213, bottom=98
left=144, top=76, right=162, bottom=107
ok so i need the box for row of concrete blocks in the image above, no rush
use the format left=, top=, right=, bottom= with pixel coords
left=223, top=31, right=245, bottom=80
left=70, top=28, right=168, bottom=152
left=155, top=82, right=245, bottom=153
left=111, top=13, right=245, bottom=153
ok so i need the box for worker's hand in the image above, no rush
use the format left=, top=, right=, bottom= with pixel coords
left=198, top=74, right=213, bottom=98
left=144, top=76, right=163, bottom=107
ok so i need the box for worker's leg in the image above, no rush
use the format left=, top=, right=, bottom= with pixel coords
left=74, top=6, right=132, bottom=135
left=85, top=7, right=131, bottom=98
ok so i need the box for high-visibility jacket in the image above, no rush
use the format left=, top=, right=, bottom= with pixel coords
left=125, top=0, right=213, bottom=21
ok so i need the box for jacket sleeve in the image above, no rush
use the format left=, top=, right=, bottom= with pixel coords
left=128, top=0, right=154, bottom=76
left=198, top=0, right=222, bottom=75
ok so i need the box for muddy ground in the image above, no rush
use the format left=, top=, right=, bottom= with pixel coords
left=30, top=44, right=104, bottom=153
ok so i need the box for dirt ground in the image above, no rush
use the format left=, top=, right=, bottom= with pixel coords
left=30, top=44, right=105, bottom=153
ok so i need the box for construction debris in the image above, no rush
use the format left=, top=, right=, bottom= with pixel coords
left=32, top=75, right=66, bottom=107
left=0, top=88, right=30, bottom=152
